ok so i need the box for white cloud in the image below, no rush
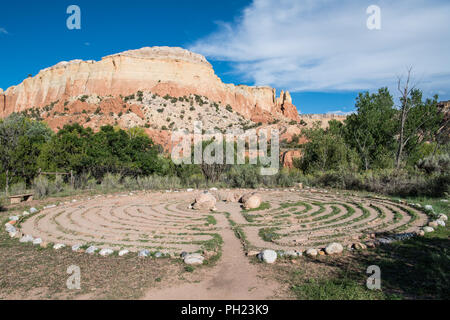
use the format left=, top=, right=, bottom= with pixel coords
left=190, top=0, right=450, bottom=97
left=0, top=27, right=8, bottom=35
left=327, top=110, right=355, bottom=116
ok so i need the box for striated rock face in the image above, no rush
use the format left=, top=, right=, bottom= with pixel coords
left=0, top=46, right=299, bottom=122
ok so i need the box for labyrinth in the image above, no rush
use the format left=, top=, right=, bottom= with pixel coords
left=19, top=190, right=429, bottom=255
left=20, top=193, right=220, bottom=255
left=236, top=190, right=429, bottom=251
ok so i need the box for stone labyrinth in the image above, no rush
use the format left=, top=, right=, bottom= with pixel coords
left=19, top=190, right=429, bottom=256
left=236, top=191, right=428, bottom=251
left=21, top=193, right=218, bottom=255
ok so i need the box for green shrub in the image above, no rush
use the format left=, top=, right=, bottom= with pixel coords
left=101, top=173, right=122, bottom=191
left=417, top=154, right=450, bottom=175
left=33, top=176, right=51, bottom=199
left=10, top=182, right=27, bottom=195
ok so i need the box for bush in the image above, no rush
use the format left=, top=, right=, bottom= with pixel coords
left=10, top=182, right=27, bottom=195
left=276, top=169, right=295, bottom=187
left=0, top=194, right=6, bottom=211
left=101, top=173, right=122, bottom=191
left=33, top=176, right=51, bottom=199
left=225, top=165, right=261, bottom=188
left=136, top=175, right=182, bottom=190
left=417, top=154, right=450, bottom=175
left=310, top=169, right=450, bottom=198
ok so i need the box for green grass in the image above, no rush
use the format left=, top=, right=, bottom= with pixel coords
left=242, top=202, right=271, bottom=213
left=291, top=277, right=387, bottom=300
left=184, top=265, right=195, bottom=273
left=206, top=215, right=217, bottom=225
left=258, top=227, right=281, bottom=242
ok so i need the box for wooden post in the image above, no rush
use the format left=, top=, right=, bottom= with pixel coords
left=70, top=170, right=74, bottom=188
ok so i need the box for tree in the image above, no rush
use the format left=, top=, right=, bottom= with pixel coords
left=344, top=88, right=396, bottom=170
left=395, top=69, right=442, bottom=168
left=298, top=122, right=359, bottom=173
left=0, top=114, right=53, bottom=193
left=37, top=123, right=93, bottom=175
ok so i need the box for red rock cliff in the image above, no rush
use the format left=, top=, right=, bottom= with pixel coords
left=0, top=47, right=300, bottom=122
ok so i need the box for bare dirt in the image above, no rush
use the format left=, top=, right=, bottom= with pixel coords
left=1, top=188, right=429, bottom=300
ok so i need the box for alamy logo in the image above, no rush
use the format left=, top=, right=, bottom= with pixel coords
left=171, top=121, right=280, bottom=175
left=66, top=5, right=81, bottom=30
left=366, top=5, right=381, bottom=30
left=366, top=265, right=381, bottom=290
left=66, top=265, right=81, bottom=290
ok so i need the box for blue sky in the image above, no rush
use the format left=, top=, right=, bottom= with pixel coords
left=1, top=0, right=449, bottom=114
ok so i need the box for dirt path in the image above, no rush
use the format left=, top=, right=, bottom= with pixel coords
left=143, top=209, right=282, bottom=300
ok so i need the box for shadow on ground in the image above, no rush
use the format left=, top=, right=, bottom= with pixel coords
left=315, top=229, right=449, bottom=300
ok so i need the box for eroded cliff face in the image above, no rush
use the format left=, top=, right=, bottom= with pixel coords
left=0, top=46, right=299, bottom=122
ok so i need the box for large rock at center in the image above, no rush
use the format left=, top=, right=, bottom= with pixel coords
left=192, top=192, right=217, bottom=211
left=240, top=192, right=258, bottom=203
left=243, top=195, right=262, bottom=210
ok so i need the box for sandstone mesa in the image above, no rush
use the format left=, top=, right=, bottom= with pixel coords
left=0, top=46, right=299, bottom=122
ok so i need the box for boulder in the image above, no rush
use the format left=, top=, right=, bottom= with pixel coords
left=99, top=248, right=114, bottom=256
left=192, top=192, right=217, bottom=211
left=415, top=230, right=425, bottom=237
left=240, top=192, right=257, bottom=203
left=86, top=246, right=98, bottom=254
left=306, top=248, right=318, bottom=257
left=53, top=243, right=66, bottom=250
left=139, top=249, right=150, bottom=257
left=438, top=214, right=448, bottom=221
left=243, top=195, right=262, bottom=210
left=258, top=250, right=277, bottom=264
left=32, top=238, right=43, bottom=245
left=423, top=226, right=434, bottom=233
left=5, top=224, right=16, bottom=233
left=428, top=221, right=439, bottom=228
left=246, top=250, right=260, bottom=257
left=325, top=243, right=344, bottom=255
left=19, top=235, right=34, bottom=243
left=184, top=253, right=204, bottom=265
left=72, top=244, right=82, bottom=252
left=29, top=207, right=38, bottom=214
left=154, top=252, right=163, bottom=258
left=285, top=250, right=302, bottom=258
left=436, top=220, right=446, bottom=227
left=118, top=249, right=129, bottom=256
left=9, top=216, right=20, bottom=221
left=353, top=243, right=367, bottom=250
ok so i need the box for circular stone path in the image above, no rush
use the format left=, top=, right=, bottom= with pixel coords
left=20, top=190, right=428, bottom=255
